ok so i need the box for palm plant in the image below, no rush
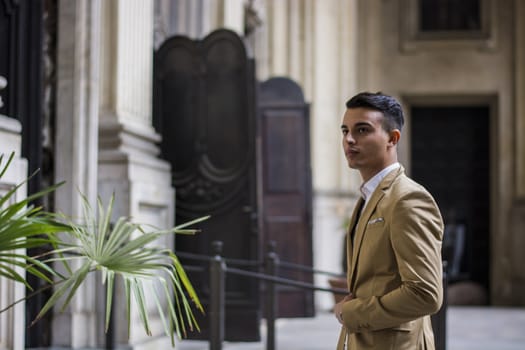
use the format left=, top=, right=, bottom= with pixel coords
left=0, top=152, right=69, bottom=290
left=37, top=194, right=207, bottom=343
left=0, top=152, right=206, bottom=345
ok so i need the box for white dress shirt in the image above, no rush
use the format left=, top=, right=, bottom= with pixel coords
left=360, top=162, right=400, bottom=210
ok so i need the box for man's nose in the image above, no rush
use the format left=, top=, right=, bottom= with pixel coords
left=345, top=133, right=355, bottom=144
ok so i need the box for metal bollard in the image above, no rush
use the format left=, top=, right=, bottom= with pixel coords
left=265, top=241, right=279, bottom=350
left=105, top=285, right=114, bottom=350
left=210, top=241, right=226, bottom=350
left=106, top=222, right=115, bottom=350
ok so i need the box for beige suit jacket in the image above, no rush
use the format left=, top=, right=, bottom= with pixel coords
left=337, top=166, right=443, bottom=350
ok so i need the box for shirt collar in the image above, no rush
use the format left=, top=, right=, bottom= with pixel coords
left=360, top=162, right=400, bottom=202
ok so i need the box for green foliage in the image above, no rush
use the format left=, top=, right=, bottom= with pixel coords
left=0, top=152, right=207, bottom=345
left=0, top=153, right=70, bottom=288
left=35, top=194, right=207, bottom=344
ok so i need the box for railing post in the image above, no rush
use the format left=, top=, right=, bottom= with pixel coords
left=106, top=222, right=115, bottom=350
left=265, top=241, right=279, bottom=350
left=105, top=284, right=114, bottom=350
left=210, top=241, right=226, bottom=350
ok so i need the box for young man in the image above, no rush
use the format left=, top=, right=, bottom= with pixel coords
left=334, top=92, right=443, bottom=350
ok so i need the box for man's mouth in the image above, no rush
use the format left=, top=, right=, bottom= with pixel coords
left=346, top=149, right=359, bottom=158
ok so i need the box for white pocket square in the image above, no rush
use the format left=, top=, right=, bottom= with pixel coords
left=368, top=217, right=384, bottom=225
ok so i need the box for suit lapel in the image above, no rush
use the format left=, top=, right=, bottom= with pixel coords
left=348, top=166, right=404, bottom=292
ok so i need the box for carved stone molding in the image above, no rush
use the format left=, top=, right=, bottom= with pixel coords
left=399, top=0, right=498, bottom=53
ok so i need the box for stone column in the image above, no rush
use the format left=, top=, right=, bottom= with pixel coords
left=53, top=0, right=103, bottom=348
left=98, top=1, right=175, bottom=348
left=155, top=0, right=244, bottom=41
left=0, top=108, right=27, bottom=350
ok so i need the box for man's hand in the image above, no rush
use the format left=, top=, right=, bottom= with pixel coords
left=334, top=294, right=353, bottom=325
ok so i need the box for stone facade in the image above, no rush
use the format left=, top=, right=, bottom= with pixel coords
left=2, top=0, right=525, bottom=348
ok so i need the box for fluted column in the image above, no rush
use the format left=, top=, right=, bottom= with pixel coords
left=53, top=0, right=103, bottom=348
left=99, top=1, right=175, bottom=348
left=154, top=0, right=244, bottom=43
left=252, top=0, right=359, bottom=191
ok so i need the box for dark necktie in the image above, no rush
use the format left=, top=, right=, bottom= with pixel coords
left=350, top=197, right=365, bottom=244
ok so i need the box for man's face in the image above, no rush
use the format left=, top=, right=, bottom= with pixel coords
left=341, top=107, right=395, bottom=180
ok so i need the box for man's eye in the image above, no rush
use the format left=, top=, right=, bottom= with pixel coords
left=357, top=127, right=368, bottom=134
left=342, top=130, right=348, bottom=135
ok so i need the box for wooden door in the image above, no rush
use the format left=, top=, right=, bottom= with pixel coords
left=411, top=106, right=490, bottom=299
left=258, top=77, right=314, bottom=317
left=154, top=29, right=260, bottom=341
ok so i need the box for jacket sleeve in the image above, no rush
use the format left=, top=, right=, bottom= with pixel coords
left=341, top=189, right=444, bottom=333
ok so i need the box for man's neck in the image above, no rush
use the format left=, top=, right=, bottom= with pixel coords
left=360, top=162, right=400, bottom=201
left=360, top=160, right=398, bottom=182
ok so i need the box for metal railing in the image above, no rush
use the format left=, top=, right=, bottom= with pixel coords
left=181, top=240, right=447, bottom=350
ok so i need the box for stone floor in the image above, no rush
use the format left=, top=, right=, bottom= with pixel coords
left=446, top=307, right=525, bottom=350
left=175, top=306, right=525, bottom=350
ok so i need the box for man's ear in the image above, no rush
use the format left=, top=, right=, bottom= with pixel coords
left=388, top=129, right=401, bottom=146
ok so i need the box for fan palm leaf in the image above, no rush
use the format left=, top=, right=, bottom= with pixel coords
left=1, top=152, right=206, bottom=344
left=0, top=153, right=71, bottom=290
left=33, top=193, right=207, bottom=345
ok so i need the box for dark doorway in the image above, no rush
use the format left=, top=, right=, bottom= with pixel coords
left=154, top=29, right=260, bottom=341
left=1, top=0, right=52, bottom=345
left=411, top=105, right=490, bottom=300
left=258, top=77, right=314, bottom=318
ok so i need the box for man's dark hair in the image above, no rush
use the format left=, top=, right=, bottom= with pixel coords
left=345, top=92, right=404, bottom=131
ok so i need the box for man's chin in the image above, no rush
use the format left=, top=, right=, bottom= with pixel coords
left=347, top=161, right=358, bottom=169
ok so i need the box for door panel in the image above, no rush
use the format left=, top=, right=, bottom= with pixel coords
left=154, top=29, right=260, bottom=341
left=411, top=106, right=490, bottom=300
left=258, top=77, right=314, bottom=317
left=204, top=39, right=249, bottom=174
